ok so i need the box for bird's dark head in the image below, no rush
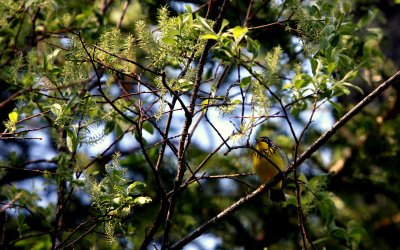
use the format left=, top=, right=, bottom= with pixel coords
left=256, top=136, right=272, bottom=144
left=255, top=136, right=275, bottom=149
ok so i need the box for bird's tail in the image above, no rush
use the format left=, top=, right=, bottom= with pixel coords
left=270, top=189, right=286, bottom=202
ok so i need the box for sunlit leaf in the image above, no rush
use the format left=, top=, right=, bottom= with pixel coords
left=240, top=76, right=252, bottom=88
left=231, top=26, right=248, bottom=42
left=8, top=111, right=18, bottom=124
left=134, top=196, right=152, bottom=205
left=127, top=182, right=147, bottom=196
left=200, top=33, right=219, bottom=40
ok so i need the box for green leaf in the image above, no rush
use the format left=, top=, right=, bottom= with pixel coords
left=338, top=86, right=351, bottom=95
left=178, top=78, right=194, bottom=91
left=312, top=237, right=331, bottom=245
left=50, top=67, right=62, bottom=76
left=112, top=196, right=122, bottom=206
left=184, top=4, right=192, bottom=13
left=232, top=99, right=241, bottom=105
left=328, top=99, right=342, bottom=113
left=162, top=37, right=176, bottom=45
left=64, top=95, right=77, bottom=115
left=22, top=74, right=34, bottom=86
left=104, top=120, right=115, bottom=134
left=341, top=70, right=357, bottom=82
left=48, top=48, right=61, bottom=61
left=218, top=19, right=230, bottom=34
left=338, top=22, right=355, bottom=35
left=201, top=99, right=210, bottom=113
left=320, top=37, right=330, bottom=52
left=142, top=122, right=154, bottom=135
left=114, top=185, right=126, bottom=194
left=330, top=35, right=340, bottom=47
left=347, top=222, right=366, bottom=244
left=66, top=128, right=78, bottom=152
left=290, top=105, right=300, bottom=116
left=326, top=46, right=338, bottom=64
left=25, top=0, right=34, bottom=8
left=195, top=15, right=214, bottom=33
left=17, top=213, right=30, bottom=233
left=71, top=179, right=86, bottom=187
left=330, top=227, right=347, bottom=240
left=127, top=182, right=146, bottom=196
left=326, top=62, right=337, bottom=74
left=245, top=36, right=259, bottom=57
left=282, top=193, right=297, bottom=207
left=310, top=5, right=321, bottom=17
left=240, top=76, right=252, bottom=88
left=321, top=2, right=334, bottom=14
left=43, top=53, right=48, bottom=73
left=282, top=82, right=293, bottom=90
left=51, top=103, right=63, bottom=117
left=341, top=82, right=364, bottom=94
left=310, top=58, right=321, bottom=76
left=115, top=123, right=123, bottom=138
left=231, top=26, right=248, bottom=42
left=200, top=33, right=219, bottom=40
left=324, top=25, right=336, bottom=36
left=338, top=54, right=353, bottom=68
left=342, top=2, right=352, bottom=13
left=8, top=111, right=18, bottom=124
left=17, top=213, right=25, bottom=225
left=213, top=48, right=233, bottom=61
left=357, top=9, right=378, bottom=27
left=294, top=77, right=305, bottom=90
left=133, top=196, right=152, bottom=205
left=320, top=199, right=335, bottom=225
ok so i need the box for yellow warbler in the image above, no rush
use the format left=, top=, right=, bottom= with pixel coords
left=253, top=136, right=286, bottom=202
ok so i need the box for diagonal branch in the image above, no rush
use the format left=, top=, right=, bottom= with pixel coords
left=170, top=172, right=284, bottom=250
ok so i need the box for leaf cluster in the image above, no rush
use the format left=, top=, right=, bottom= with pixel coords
left=85, top=153, right=151, bottom=243
left=136, top=6, right=206, bottom=69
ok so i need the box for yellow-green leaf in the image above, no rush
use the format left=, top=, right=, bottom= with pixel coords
left=231, top=26, right=248, bottom=41
left=200, top=33, right=219, bottom=40
left=134, top=196, right=152, bottom=205
left=8, top=111, right=18, bottom=124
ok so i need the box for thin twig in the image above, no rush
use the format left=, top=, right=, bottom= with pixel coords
left=243, top=0, right=254, bottom=27
left=117, top=0, right=131, bottom=28
left=0, top=165, right=57, bottom=175
left=55, top=215, right=105, bottom=249
left=0, top=89, right=26, bottom=109
left=182, top=136, right=231, bottom=188
left=183, top=173, right=256, bottom=191
left=293, top=94, right=319, bottom=250
left=0, top=192, right=23, bottom=213
left=92, top=44, right=160, bottom=75
left=63, top=224, right=97, bottom=249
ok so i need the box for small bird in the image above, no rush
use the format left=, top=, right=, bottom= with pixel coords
left=253, top=136, right=286, bottom=202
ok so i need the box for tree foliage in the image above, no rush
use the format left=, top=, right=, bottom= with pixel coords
left=1, top=0, right=400, bottom=249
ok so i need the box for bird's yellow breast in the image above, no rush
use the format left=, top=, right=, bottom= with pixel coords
left=253, top=141, right=284, bottom=189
